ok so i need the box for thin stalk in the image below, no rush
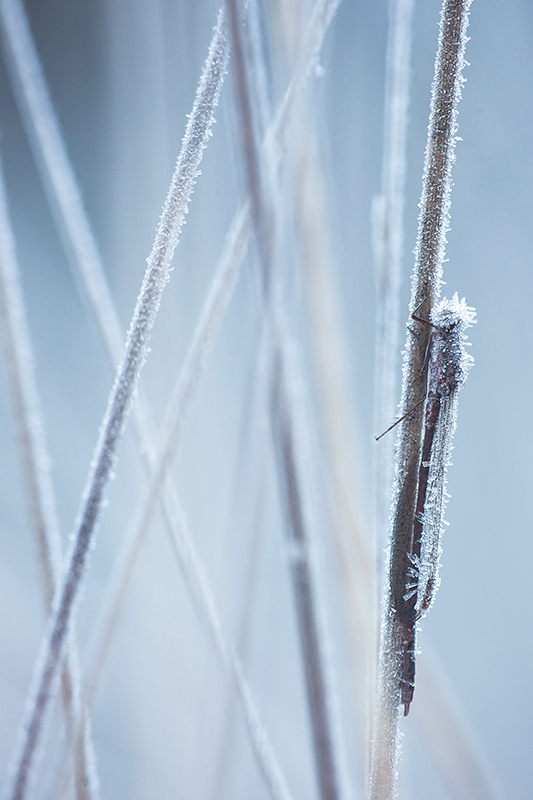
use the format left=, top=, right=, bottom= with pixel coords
left=226, top=2, right=346, bottom=799
left=369, top=2, right=472, bottom=798
left=270, top=338, right=347, bottom=800
left=0, top=155, right=98, bottom=800
left=1, top=11, right=229, bottom=799
left=0, top=159, right=60, bottom=603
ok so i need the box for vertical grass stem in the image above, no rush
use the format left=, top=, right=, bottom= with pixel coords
left=369, top=2, right=472, bottom=798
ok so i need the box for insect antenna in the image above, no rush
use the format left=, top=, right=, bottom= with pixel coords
left=375, top=396, right=426, bottom=441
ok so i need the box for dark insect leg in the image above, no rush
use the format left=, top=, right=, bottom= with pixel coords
left=401, top=621, right=416, bottom=715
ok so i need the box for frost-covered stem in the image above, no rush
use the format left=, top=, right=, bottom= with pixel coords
left=0, top=156, right=98, bottom=800
left=372, top=0, right=414, bottom=570
left=226, top=3, right=345, bottom=800
left=2, top=13, right=229, bottom=800
left=368, top=615, right=404, bottom=800
left=402, top=0, right=471, bottom=407
left=369, top=2, right=472, bottom=798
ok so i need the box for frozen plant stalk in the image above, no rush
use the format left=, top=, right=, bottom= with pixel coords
left=369, top=1, right=473, bottom=798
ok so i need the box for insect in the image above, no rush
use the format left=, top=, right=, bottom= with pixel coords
left=382, top=293, right=475, bottom=714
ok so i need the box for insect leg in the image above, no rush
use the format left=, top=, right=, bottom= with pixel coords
left=401, top=620, right=416, bottom=715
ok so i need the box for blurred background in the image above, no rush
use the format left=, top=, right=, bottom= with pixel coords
left=0, top=0, right=530, bottom=798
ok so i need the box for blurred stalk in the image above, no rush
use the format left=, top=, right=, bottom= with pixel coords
left=369, top=2, right=472, bottom=798
left=292, top=123, right=373, bottom=754
left=369, top=0, right=413, bottom=792
left=0, top=155, right=98, bottom=800
left=0, top=0, right=123, bottom=362
left=226, top=2, right=347, bottom=799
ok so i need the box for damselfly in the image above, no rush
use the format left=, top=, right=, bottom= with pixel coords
left=384, top=293, right=475, bottom=714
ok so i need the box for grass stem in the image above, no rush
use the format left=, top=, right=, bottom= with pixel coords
left=369, top=2, right=472, bottom=797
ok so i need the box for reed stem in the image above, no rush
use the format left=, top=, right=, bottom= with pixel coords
left=369, top=2, right=472, bottom=797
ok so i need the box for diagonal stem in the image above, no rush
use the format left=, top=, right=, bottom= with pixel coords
left=1, top=9, right=230, bottom=799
